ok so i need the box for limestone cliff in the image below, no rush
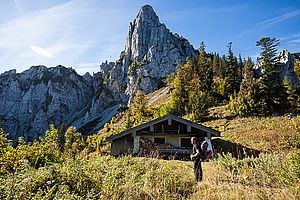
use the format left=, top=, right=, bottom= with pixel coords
left=0, top=66, right=95, bottom=141
left=101, top=5, right=196, bottom=104
left=254, top=49, right=299, bottom=89
left=0, top=5, right=196, bottom=141
left=277, top=49, right=299, bottom=89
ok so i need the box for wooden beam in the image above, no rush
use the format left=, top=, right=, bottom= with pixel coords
left=132, top=131, right=137, bottom=137
left=187, top=125, right=191, bottom=133
left=150, top=125, right=154, bottom=132
left=207, top=133, right=211, bottom=139
left=153, top=133, right=200, bottom=137
left=168, top=119, right=172, bottom=125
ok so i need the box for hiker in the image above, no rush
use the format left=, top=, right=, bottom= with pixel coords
left=190, top=137, right=210, bottom=182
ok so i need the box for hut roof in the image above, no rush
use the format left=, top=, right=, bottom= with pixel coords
left=107, top=114, right=220, bottom=142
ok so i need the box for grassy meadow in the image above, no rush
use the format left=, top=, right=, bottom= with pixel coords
left=1, top=115, right=299, bottom=199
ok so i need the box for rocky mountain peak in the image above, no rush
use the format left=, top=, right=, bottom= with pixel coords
left=125, top=5, right=161, bottom=61
left=278, top=49, right=290, bottom=63
left=2, top=5, right=197, bottom=142
left=120, top=5, right=197, bottom=101
left=135, top=5, right=159, bottom=25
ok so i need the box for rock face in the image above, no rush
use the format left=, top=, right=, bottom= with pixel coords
left=254, top=49, right=299, bottom=89
left=0, top=66, right=95, bottom=141
left=278, top=49, right=299, bottom=89
left=0, top=5, right=196, bottom=141
left=102, top=5, right=196, bottom=103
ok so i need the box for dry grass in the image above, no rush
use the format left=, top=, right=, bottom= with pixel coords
left=191, top=161, right=300, bottom=200
left=1, top=153, right=299, bottom=199
left=204, top=115, right=300, bottom=152
left=146, top=86, right=171, bottom=108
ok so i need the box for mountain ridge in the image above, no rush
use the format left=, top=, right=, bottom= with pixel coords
left=0, top=5, right=196, bottom=141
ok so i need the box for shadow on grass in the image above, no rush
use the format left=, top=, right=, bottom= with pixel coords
left=212, top=138, right=262, bottom=159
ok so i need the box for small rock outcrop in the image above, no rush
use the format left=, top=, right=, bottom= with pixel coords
left=278, top=49, right=299, bottom=89
left=254, top=49, right=299, bottom=89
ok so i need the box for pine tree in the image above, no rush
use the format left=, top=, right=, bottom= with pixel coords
left=256, top=37, right=288, bottom=115
left=212, top=53, right=220, bottom=77
left=225, top=42, right=239, bottom=96
left=283, top=78, right=298, bottom=112
left=220, top=55, right=227, bottom=79
left=242, top=58, right=255, bottom=93
left=196, top=42, right=213, bottom=92
left=229, top=57, right=257, bottom=116
left=237, top=54, right=244, bottom=88
left=187, top=42, right=213, bottom=120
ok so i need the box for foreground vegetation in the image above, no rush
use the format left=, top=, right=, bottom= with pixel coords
left=1, top=36, right=300, bottom=199
left=1, top=115, right=299, bottom=199
left=1, top=153, right=299, bottom=199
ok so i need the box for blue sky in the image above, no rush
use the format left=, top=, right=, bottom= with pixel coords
left=0, top=0, right=299, bottom=75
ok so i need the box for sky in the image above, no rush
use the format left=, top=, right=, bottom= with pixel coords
left=0, top=0, right=300, bottom=75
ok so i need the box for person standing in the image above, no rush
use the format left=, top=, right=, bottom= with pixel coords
left=190, top=137, right=209, bottom=182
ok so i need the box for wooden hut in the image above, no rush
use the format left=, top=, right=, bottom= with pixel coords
left=106, top=114, right=220, bottom=156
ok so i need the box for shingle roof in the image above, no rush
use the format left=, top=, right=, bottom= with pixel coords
left=106, top=114, right=220, bottom=142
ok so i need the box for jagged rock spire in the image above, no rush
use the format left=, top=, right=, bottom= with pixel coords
left=122, top=5, right=196, bottom=100
left=136, top=5, right=159, bottom=24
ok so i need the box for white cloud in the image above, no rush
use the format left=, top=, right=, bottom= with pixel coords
left=30, top=45, right=53, bottom=58
left=256, top=9, right=300, bottom=27
left=14, top=0, right=24, bottom=15
left=0, top=0, right=136, bottom=74
left=280, top=33, right=300, bottom=41
left=74, top=62, right=99, bottom=74
left=279, top=34, right=300, bottom=52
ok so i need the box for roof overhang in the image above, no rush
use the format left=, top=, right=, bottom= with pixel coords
left=106, top=114, right=221, bottom=142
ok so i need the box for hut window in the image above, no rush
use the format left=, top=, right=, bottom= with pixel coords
left=180, top=138, right=193, bottom=148
left=154, top=137, right=165, bottom=144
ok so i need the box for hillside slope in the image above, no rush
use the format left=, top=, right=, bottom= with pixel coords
left=1, top=115, right=299, bottom=199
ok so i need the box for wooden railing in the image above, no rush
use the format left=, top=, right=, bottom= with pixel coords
left=159, top=148, right=192, bottom=155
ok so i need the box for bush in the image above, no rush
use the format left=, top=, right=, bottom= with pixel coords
left=0, top=156, right=195, bottom=199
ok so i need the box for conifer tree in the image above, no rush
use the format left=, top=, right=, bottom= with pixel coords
left=242, top=58, right=255, bottom=93
left=229, top=57, right=257, bottom=116
left=169, top=64, right=190, bottom=115
left=187, top=42, right=213, bottom=120
left=212, top=53, right=220, bottom=77
left=237, top=54, right=244, bottom=87
left=225, top=42, right=239, bottom=96
left=196, top=42, right=213, bottom=91
left=256, top=37, right=288, bottom=115
left=166, top=42, right=214, bottom=120
left=220, top=55, right=227, bottom=79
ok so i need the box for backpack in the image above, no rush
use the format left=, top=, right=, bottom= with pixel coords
left=201, top=141, right=212, bottom=160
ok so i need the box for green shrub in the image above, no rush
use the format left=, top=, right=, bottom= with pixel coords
left=0, top=156, right=195, bottom=199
